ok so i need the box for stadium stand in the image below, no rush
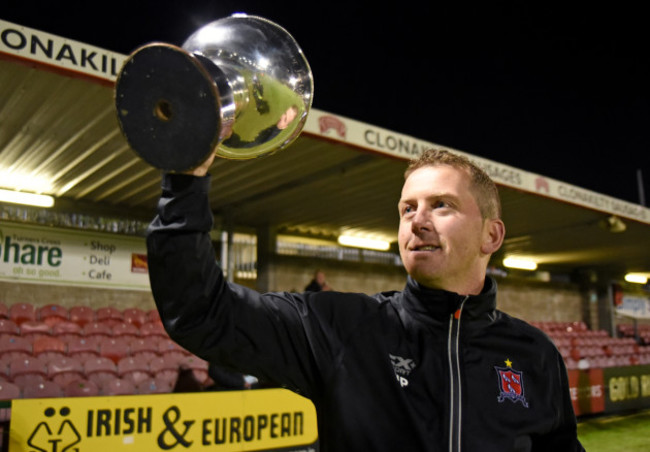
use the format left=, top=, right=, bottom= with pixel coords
left=532, top=321, right=650, bottom=370
left=3, top=303, right=650, bottom=401
left=0, top=303, right=215, bottom=399
left=618, top=323, right=650, bottom=345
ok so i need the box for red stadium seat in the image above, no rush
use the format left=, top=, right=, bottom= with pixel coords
left=96, top=307, right=123, bottom=323
left=181, top=355, right=209, bottom=384
left=32, top=336, right=66, bottom=359
left=148, top=355, right=180, bottom=385
left=157, top=338, right=188, bottom=355
left=22, top=381, right=63, bottom=399
left=0, top=381, right=21, bottom=400
left=101, top=378, right=136, bottom=396
left=83, top=357, right=117, bottom=388
left=0, top=359, right=9, bottom=380
left=19, top=321, right=52, bottom=341
left=159, top=351, right=188, bottom=367
left=9, top=356, right=48, bottom=386
left=52, top=320, right=83, bottom=336
left=131, top=350, right=158, bottom=366
left=81, top=321, right=113, bottom=338
left=66, top=336, right=100, bottom=360
left=63, top=379, right=100, bottom=397
left=8, top=303, right=36, bottom=325
left=136, top=376, right=174, bottom=394
left=150, top=353, right=183, bottom=370
left=48, top=356, right=84, bottom=387
left=123, top=308, right=147, bottom=328
left=130, top=337, right=160, bottom=356
left=0, top=335, right=32, bottom=357
left=83, top=357, right=118, bottom=387
left=69, top=306, right=95, bottom=326
left=98, top=337, right=131, bottom=364
left=0, top=351, right=31, bottom=366
left=117, top=356, right=151, bottom=385
left=0, top=304, right=8, bottom=319
left=111, top=321, right=139, bottom=339
left=37, top=304, right=69, bottom=324
left=0, top=319, right=20, bottom=335
left=140, top=321, right=168, bottom=338
left=146, top=309, right=161, bottom=324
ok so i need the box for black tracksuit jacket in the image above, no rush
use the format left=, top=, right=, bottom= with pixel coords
left=146, top=173, right=585, bottom=451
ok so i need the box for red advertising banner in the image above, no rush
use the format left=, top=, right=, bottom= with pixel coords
left=568, top=368, right=605, bottom=416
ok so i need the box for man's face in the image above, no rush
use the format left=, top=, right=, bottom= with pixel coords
left=398, top=165, right=499, bottom=294
left=277, top=106, right=298, bottom=130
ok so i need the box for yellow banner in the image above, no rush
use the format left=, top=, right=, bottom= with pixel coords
left=9, top=388, right=318, bottom=452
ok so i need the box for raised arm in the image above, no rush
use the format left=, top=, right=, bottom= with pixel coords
left=145, top=170, right=330, bottom=396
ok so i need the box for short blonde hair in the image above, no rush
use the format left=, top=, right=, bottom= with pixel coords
left=404, top=149, right=501, bottom=220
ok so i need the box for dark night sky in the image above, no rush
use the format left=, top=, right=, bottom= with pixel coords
left=2, top=2, right=648, bottom=204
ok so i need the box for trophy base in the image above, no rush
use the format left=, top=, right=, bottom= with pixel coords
left=115, top=43, right=222, bottom=171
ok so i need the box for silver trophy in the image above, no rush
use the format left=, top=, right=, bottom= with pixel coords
left=114, top=14, right=314, bottom=171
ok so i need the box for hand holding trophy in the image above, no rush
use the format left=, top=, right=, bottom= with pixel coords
left=114, top=14, right=314, bottom=172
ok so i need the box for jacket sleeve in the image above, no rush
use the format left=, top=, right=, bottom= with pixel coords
left=146, top=173, right=325, bottom=397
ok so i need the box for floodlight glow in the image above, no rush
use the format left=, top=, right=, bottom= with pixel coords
left=0, top=189, right=54, bottom=208
left=503, top=257, right=537, bottom=271
left=625, top=273, right=648, bottom=284
left=0, top=171, right=53, bottom=193
left=338, top=235, right=390, bottom=251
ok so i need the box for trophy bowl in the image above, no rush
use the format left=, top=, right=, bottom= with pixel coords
left=114, top=14, right=314, bottom=171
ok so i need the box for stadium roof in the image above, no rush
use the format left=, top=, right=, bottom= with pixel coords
left=1, top=19, right=649, bottom=281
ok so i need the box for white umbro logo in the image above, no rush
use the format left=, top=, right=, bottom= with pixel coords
left=390, top=353, right=416, bottom=387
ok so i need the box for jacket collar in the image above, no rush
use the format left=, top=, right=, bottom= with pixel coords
left=402, top=276, right=498, bottom=321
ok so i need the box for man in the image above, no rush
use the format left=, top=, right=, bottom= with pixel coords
left=304, top=269, right=332, bottom=292
left=147, top=149, right=584, bottom=451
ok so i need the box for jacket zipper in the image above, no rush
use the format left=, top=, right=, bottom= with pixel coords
left=447, top=296, right=468, bottom=452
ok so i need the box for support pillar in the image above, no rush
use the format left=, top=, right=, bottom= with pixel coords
left=256, top=225, right=277, bottom=293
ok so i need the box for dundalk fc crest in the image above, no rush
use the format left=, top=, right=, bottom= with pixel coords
left=495, top=358, right=529, bottom=408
